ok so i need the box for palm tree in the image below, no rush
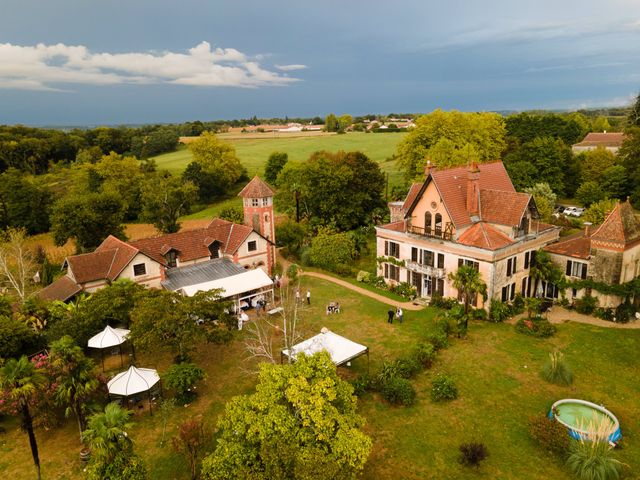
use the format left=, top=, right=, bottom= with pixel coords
left=83, top=402, right=134, bottom=462
left=49, top=336, right=99, bottom=442
left=448, top=265, right=487, bottom=335
left=529, top=250, right=564, bottom=297
left=0, top=356, right=45, bottom=480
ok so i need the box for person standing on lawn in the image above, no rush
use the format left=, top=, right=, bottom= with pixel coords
left=396, top=307, right=404, bottom=323
left=387, top=308, right=394, bottom=324
left=306, top=289, right=311, bottom=305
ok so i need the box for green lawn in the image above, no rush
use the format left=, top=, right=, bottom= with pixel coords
left=2, top=277, right=638, bottom=479
left=153, top=132, right=407, bottom=187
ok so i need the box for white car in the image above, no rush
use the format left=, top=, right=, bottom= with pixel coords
left=563, top=207, right=584, bottom=217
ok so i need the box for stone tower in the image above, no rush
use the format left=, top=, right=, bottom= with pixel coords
left=238, top=176, right=276, bottom=273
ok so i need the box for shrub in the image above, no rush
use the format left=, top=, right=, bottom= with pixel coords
left=350, top=374, right=373, bottom=397
left=541, top=351, right=573, bottom=386
left=435, top=317, right=455, bottom=337
left=430, top=294, right=458, bottom=310
left=528, top=415, right=570, bottom=457
left=381, top=377, right=417, bottom=406
left=371, top=276, right=387, bottom=289
left=515, top=318, right=556, bottom=338
left=489, top=299, right=512, bottom=322
left=396, top=357, right=422, bottom=379
left=458, top=442, right=489, bottom=467
left=426, top=330, right=449, bottom=351
left=567, top=438, right=622, bottom=480
left=471, top=308, right=487, bottom=321
left=163, top=363, right=206, bottom=404
left=376, top=360, right=403, bottom=386
left=594, top=307, right=615, bottom=321
left=431, top=373, right=458, bottom=402
left=614, top=301, right=636, bottom=323
left=575, top=293, right=598, bottom=315
left=356, top=270, right=372, bottom=283
left=390, top=282, right=417, bottom=299
left=414, top=342, right=436, bottom=368
left=512, top=294, right=525, bottom=315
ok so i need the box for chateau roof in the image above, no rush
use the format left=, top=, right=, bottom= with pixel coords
left=66, top=236, right=138, bottom=284
left=479, top=189, right=533, bottom=227
left=543, top=232, right=592, bottom=260
left=591, top=201, right=640, bottom=246
left=457, top=222, right=515, bottom=251
left=237, top=176, right=275, bottom=198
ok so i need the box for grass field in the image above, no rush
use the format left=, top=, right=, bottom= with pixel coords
left=152, top=132, right=407, bottom=187
left=2, top=277, right=638, bottom=479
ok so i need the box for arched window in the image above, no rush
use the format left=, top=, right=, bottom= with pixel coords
left=424, top=212, right=432, bottom=233
left=434, top=213, right=442, bottom=236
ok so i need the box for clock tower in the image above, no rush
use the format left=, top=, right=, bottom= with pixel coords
left=238, top=176, right=276, bottom=274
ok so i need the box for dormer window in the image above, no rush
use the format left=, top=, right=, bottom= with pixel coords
left=165, top=250, right=178, bottom=268
left=209, top=240, right=221, bottom=259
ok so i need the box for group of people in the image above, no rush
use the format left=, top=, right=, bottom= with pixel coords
left=295, top=289, right=311, bottom=305
left=387, top=307, right=404, bottom=324
left=326, top=302, right=341, bottom=315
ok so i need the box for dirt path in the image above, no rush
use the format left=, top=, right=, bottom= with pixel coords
left=301, top=271, right=424, bottom=311
left=510, top=306, right=640, bottom=329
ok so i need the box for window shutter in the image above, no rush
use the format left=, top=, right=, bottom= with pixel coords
left=474, top=262, right=479, bottom=271
left=513, top=257, right=517, bottom=273
left=521, top=277, right=527, bottom=295
left=581, top=263, right=587, bottom=279
left=510, top=283, right=516, bottom=300
left=524, top=252, right=530, bottom=269
left=566, top=260, right=572, bottom=276
left=385, top=241, right=389, bottom=256
left=437, top=253, right=444, bottom=269
left=384, top=264, right=388, bottom=278
left=530, top=250, right=537, bottom=267
left=411, top=247, right=417, bottom=262
left=458, top=258, right=463, bottom=268
left=507, top=259, right=512, bottom=277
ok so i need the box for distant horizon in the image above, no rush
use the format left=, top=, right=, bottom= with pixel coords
left=4, top=103, right=632, bottom=129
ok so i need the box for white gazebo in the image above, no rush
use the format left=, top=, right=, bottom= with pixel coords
left=107, top=365, right=161, bottom=414
left=282, top=328, right=369, bottom=370
left=87, top=325, right=132, bottom=370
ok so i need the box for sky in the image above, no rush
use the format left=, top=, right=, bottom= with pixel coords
left=1, top=0, right=640, bottom=125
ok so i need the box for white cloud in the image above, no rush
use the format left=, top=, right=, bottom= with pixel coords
left=275, top=64, right=308, bottom=71
left=0, top=41, right=302, bottom=91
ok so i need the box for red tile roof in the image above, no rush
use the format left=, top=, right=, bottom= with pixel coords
left=378, top=221, right=405, bottom=232
left=130, top=218, right=254, bottom=264
left=573, top=132, right=625, bottom=148
left=457, top=222, right=514, bottom=250
left=591, top=201, right=640, bottom=246
left=66, top=236, right=138, bottom=284
left=544, top=232, right=592, bottom=259
left=408, top=161, right=516, bottom=229
left=402, top=183, right=422, bottom=211
left=237, top=176, right=275, bottom=198
left=36, top=275, right=82, bottom=302
left=480, top=189, right=532, bottom=227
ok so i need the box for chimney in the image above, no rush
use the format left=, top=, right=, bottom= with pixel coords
left=583, top=221, right=592, bottom=237
left=466, top=162, right=480, bottom=216
left=424, top=160, right=434, bottom=177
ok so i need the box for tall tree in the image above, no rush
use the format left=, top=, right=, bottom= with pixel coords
left=0, top=169, right=51, bottom=234
left=619, top=126, right=640, bottom=206
left=0, top=228, right=38, bottom=302
left=50, top=191, right=126, bottom=252
left=173, top=418, right=207, bottom=480
left=504, top=137, right=570, bottom=194
left=447, top=265, right=487, bottom=335
left=276, top=151, right=386, bottom=231
left=629, top=92, right=640, bottom=127
left=187, top=132, right=245, bottom=191
left=140, top=174, right=198, bottom=234
left=324, top=113, right=339, bottom=132
left=201, top=352, right=372, bottom=480
left=579, top=147, right=617, bottom=184
left=49, top=336, right=99, bottom=442
left=264, top=151, right=288, bottom=184
left=0, top=356, right=45, bottom=480
left=524, top=183, right=556, bottom=223
left=396, top=109, right=506, bottom=181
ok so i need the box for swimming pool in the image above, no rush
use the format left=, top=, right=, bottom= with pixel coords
left=549, top=399, right=622, bottom=442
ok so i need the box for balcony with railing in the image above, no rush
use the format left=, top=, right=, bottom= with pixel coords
left=405, top=261, right=447, bottom=279
left=408, top=225, right=454, bottom=241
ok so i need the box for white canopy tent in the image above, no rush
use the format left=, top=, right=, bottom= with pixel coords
left=178, top=268, right=274, bottom=311
left=107, top=365, right=161, bottom=414
left=87, top=325, right=132, bottom=370
left=282, top=328, right=369, bottom=370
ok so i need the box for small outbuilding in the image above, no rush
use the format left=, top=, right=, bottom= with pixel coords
left=107, top=365, right=161, bottom=414
left=87, top=325, right=132, bottom=370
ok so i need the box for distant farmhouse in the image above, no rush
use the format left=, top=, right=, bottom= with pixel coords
left=571, top=132, right=626, bottom=154
left=378, top=161, right=640, bottom=309
left=38, top=177, right=277, bottom=308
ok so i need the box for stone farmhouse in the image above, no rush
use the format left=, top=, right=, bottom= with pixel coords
left=571, top=132, right=625, bottom=154
left=38, top=176, right=277, bottom=303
